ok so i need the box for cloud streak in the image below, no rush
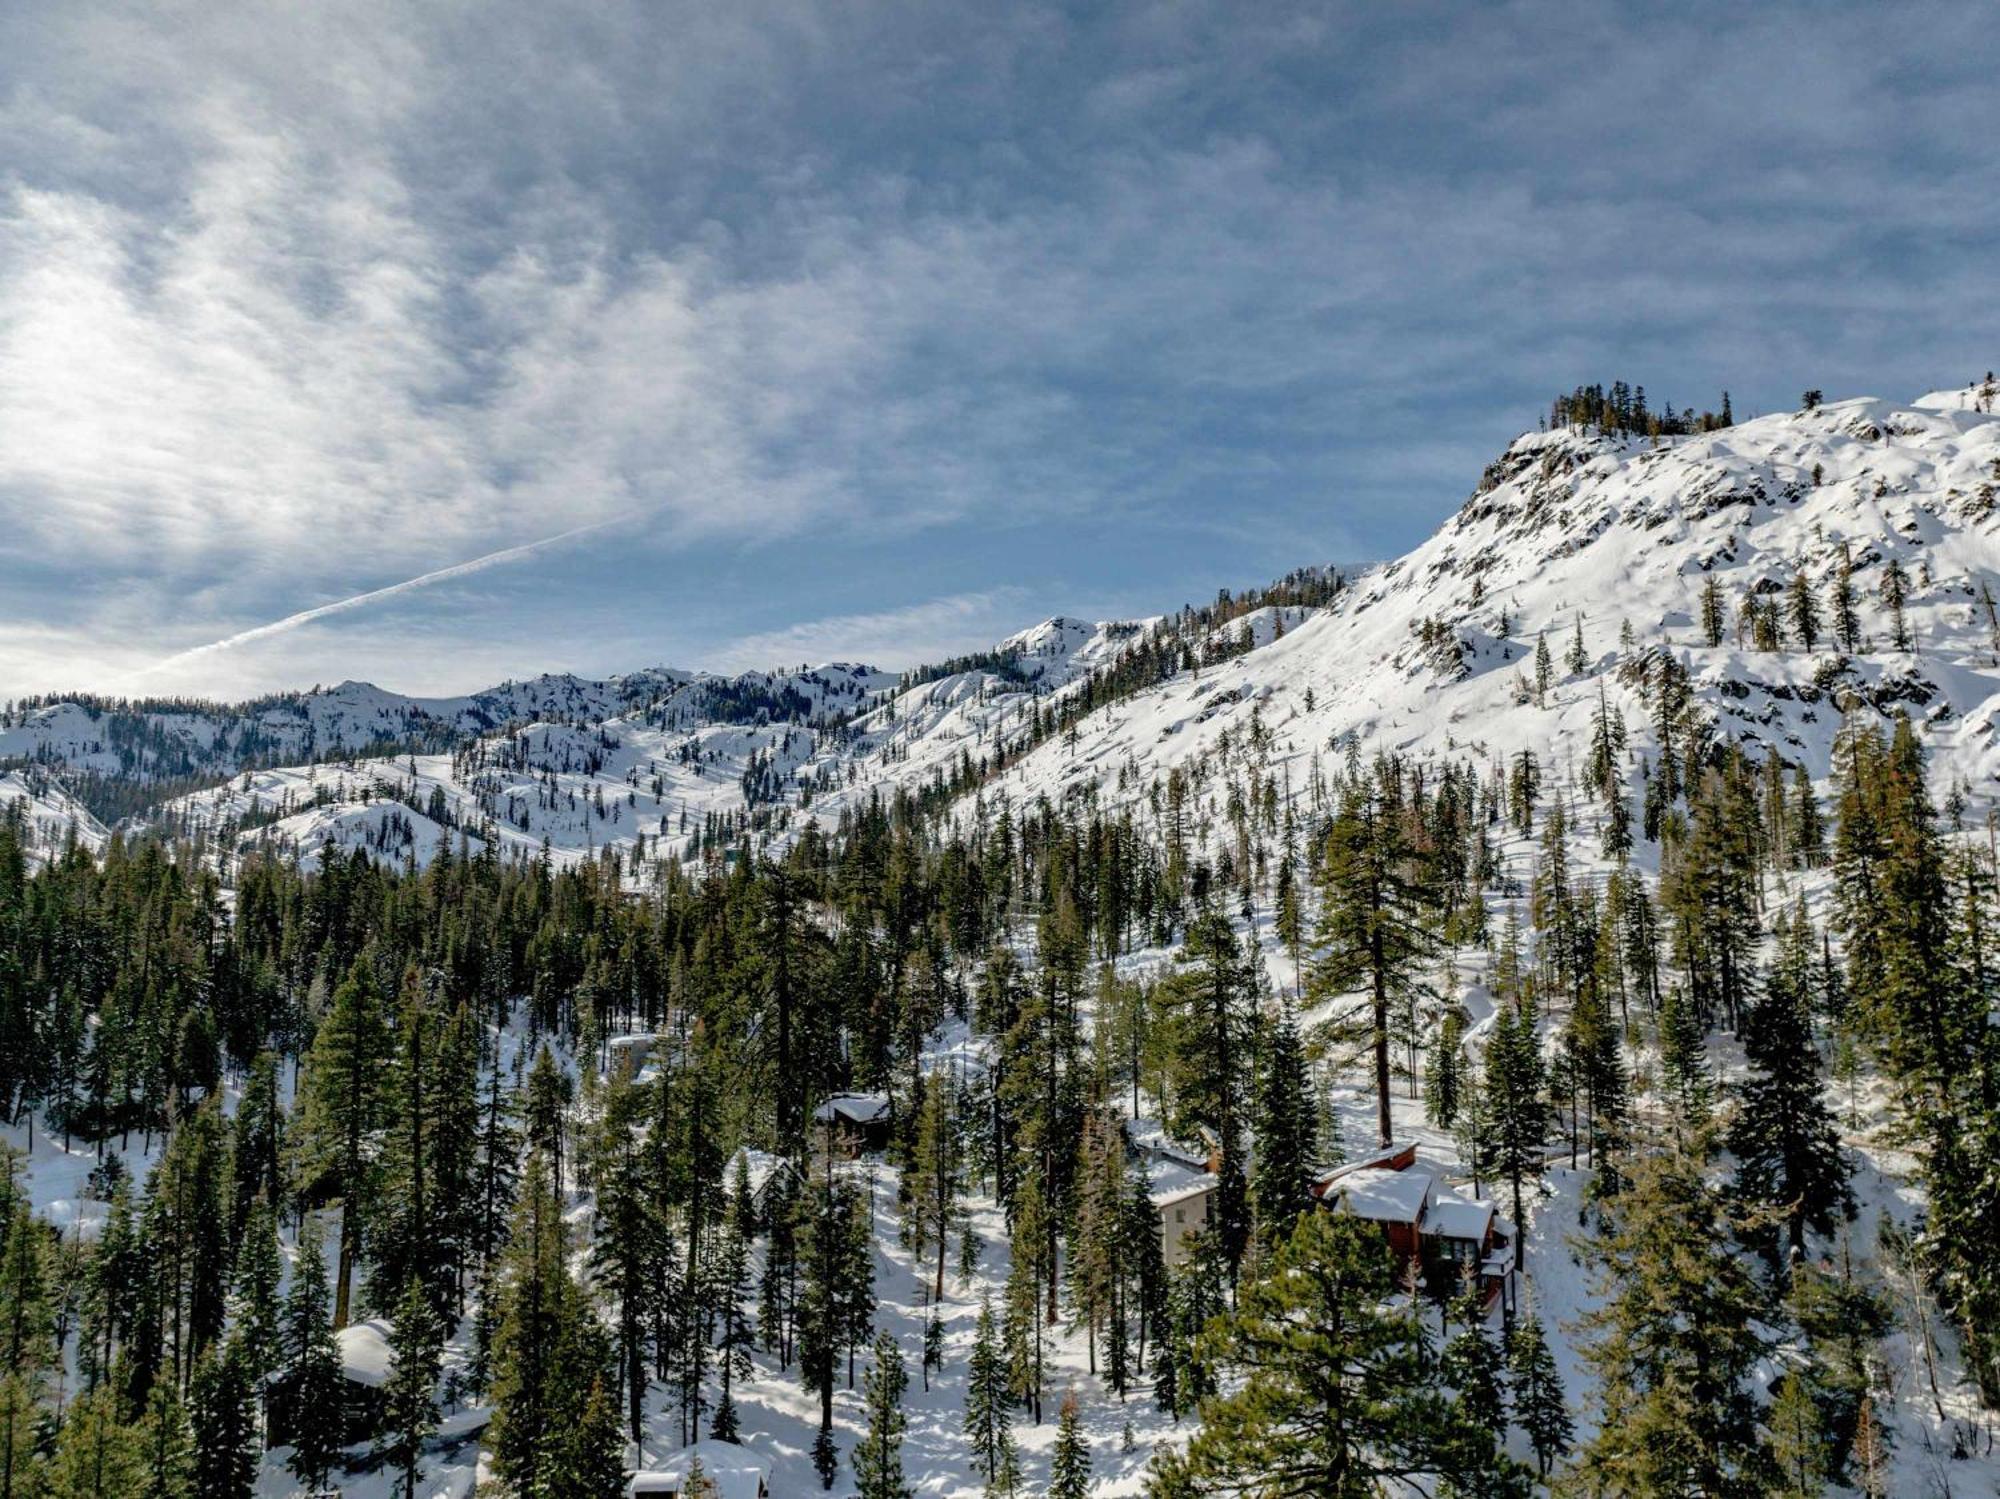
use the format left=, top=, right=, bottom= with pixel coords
left=140, top=514, right=636, bottom=675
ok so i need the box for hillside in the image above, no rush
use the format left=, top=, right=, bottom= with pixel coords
left=41, top=379, right=1990, bottom=881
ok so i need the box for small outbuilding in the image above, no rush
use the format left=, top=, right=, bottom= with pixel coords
left=626, top=1440, right=770, bottom=1498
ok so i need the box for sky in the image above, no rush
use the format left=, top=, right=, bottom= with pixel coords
left=2, top=1, right=1997, bottom=700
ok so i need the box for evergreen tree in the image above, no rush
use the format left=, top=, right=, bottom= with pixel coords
left=1505, top=1310, right=1571, bottom=1479
left=1572, top=1144, right=1774, bottom=1495
left=378, top=1276, right=445, bottom=1499
left=188, top=1338, right=256, bottom=1499
left=1480, top=1000, right=1547, bottom=1243
left=1880, top=557, right=1911, bottom=650
left=1728, top=903, right=1853, bottom=1268
left=281, top=1222, right=345, bottom=1495
left=1049, top=1388, right=1093, bottom=1499
left=295, top=959, right=388, bottom=1328
left=1785, top=572, right=1821, bottom=652
left=964, top=1296, right=1018, bottom=1495
left=1768, top=1369, right=1828, bottom=1498
left=140, top=1378, right=194, bottom=1499
left=43, top=1388, right=146, bottom=1499
left=1700, top=575, right=1726, bottom=648
left=1424, top=1011, right=1464, bottom=1129
left=1145, top=1211, right=1528, bottom=1498
left=853, top=1330, right=911, bottom=1499
left=1251, top=1006, right=1318, bottom=1254
left=1310, top=771, right=1439, bottom=1147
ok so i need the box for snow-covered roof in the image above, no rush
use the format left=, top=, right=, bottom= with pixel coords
left=1425, top=1193, right=1494, bottom=1243
left=1126, top=1117, right=1209, bottom=1167
left=1314, top=1139, right=1420, bottom=1190
left=335, top=1318, right=394, bottom=1388
left=1327, top=1167, right=1432, bottom=1225
left=1150, top=1170, right=1218, bottom=1209
left=814, top=1092, right=890, bottom=1125
left=607, top=1032, right=658, bottom=1050
left=627, top=1440, right=767, bottom=1498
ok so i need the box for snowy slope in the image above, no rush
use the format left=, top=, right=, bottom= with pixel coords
left=971, top=388, right=2000, bottom=832
left=31, top=382, right=2000, bottom=878
left=0, top=767, right=109, bottom=867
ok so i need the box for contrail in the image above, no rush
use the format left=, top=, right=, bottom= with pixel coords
left=141, top=513, right=634, bottom=676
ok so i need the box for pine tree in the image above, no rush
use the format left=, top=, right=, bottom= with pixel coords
left=1831, top=542, right=1861, bottom=652
left=539, top=1373, right=628, bottom=1499
left=1250, top=1006, right=1317, bottom=1253
left=853, top=1330, right=911, bottom=1499
left=1768, top=1369, right=1828, bottom=1498
left=188, top=1337, right=256, bottom=1499
left=1565, top=616, right=1588, bottom=676
left=1310, top=770, right=1439, bottom=1147
left=1880, top=557, right=1911, bottom=650
left=1728, top=903, right=1853, bottom=1269
left=1481, top=1000, right=1547, bottom=1244
left=140, top=1378, right=194, bottom=1499
left=1656, top=984, right=1711, bottom=1137
left=378, top=1276, right=445, bottom=1499
left=1158, top=902, right=1255, bottom=1272
left=964, top=1296, right=1017, bottom=1495
left=1145, top=1210, right=1528, bottom=1497
left=903, top=1070, right=963, bottom=1302
left=1533, top=631, right=1553, bottom=705
left=1700, top=575, right=1726, bottom=648
left=296, top=959, right=388, bottom=1328
left=43, top=1388, right=146, bottom=1499
left=710, top=1216, right=756, bottom=1442
left=1439, top=1285, right=1503, bottom=1439
left=1573, top=1144, right=1774, bottom=1495
left=1785, top=571, right=1821, bottom=651
left=281, top=1221, right=345, bottom=1494
left=1506, top=1310, right=1571, bottom=1479
left=1424, top=1011, right=1464, bottom=1129
left=1049, top=1388, right=1093, bottom=1499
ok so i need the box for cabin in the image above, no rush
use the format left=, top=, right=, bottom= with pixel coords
left=605, top=1032, right=660, bottom=1076
left=1313, top=1144, right=1516, bottom=1310
left=1129, top=1118, right=1221, bottom=1267
left=626, top=1441, right=770, bottom=1498
left=1151, top=1176, right=1218, bottom=1268
left=265, top=1317, right=394, bottom=1447
left=813, top=1092, right=893, bottom=1152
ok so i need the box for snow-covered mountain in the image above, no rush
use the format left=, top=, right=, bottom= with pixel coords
left=11, top=378, right=2000, bottom=875
left=972, top=382, right=2000, bottom=834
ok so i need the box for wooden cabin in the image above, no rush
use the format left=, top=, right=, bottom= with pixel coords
left=813, top=1092, right=893, bottom=1152
left=1313, top=1145, right=1516, bottom=1310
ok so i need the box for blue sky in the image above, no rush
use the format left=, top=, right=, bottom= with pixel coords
left=1, top=1, right=1996, bottom=698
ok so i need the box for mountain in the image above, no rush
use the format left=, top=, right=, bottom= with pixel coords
left=973, top=382, right=2000, bottom=833
left=9, top=379, right=1999, bottom=873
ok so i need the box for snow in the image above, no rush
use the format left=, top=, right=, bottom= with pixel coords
left=1326, top=1166, right=1432, bottom=1225
left=337, top=1318, right=396, bottom=1389
left=813, top=1091, right=892, bottom=1125
left=626, top=1440, right=768, bottom=1498
left=14, top=380, right=2000, bottom=1494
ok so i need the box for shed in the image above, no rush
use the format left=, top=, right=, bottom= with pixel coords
left=626, top=1441, right=770, bottom=1498
left=606, top=1033, right=660, bottom=1075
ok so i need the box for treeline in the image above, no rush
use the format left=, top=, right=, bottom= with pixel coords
left=1, top=630, right=1998, bottom=1496
left=1549, top=379, right=1735, bottom=438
